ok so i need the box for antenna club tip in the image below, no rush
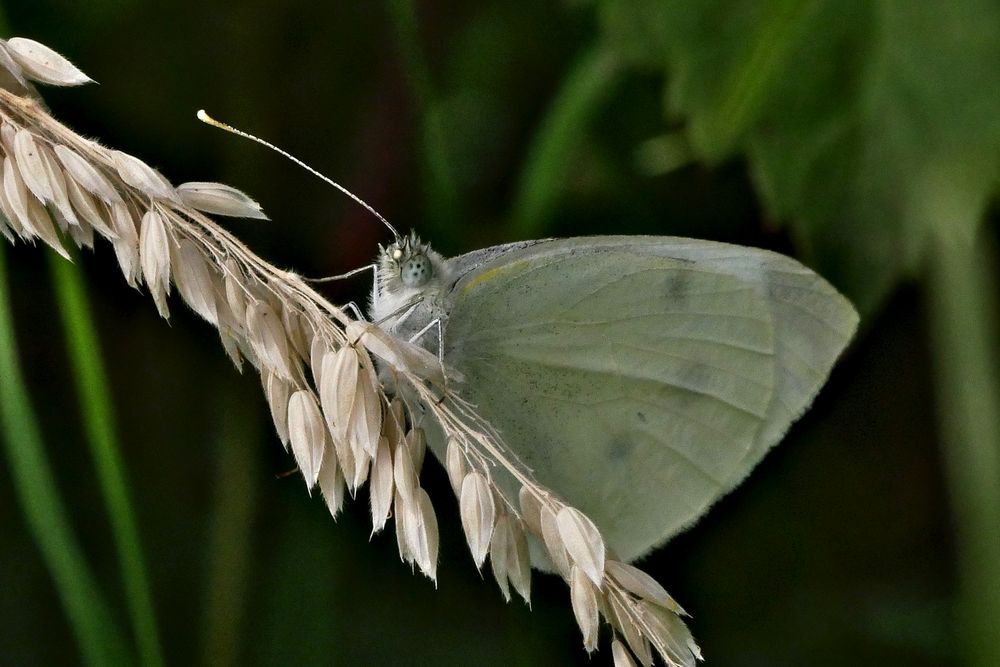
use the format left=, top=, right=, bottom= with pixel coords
left=197, top=109, right=216, bottom=125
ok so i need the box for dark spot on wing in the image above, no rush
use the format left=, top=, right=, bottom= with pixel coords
left=636, top=411, right=647, bottom=423
left=607, top=436, right=635, bottom=463
left=665, top=269, right=692, bottom=304
left=680, top=360, right=712, bottom=394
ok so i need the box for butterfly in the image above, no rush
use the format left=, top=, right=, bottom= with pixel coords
left=370, top=231, right=858, bottom=563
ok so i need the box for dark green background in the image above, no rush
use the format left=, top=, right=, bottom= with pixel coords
left=1, top=1, right=996, bottom=665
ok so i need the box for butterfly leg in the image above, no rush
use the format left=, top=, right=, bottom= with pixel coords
left=307, top=263, right=380, bottom=322
left=407, top=318, right=450, bottom=405
left=341, top=302, right=367, bottom=321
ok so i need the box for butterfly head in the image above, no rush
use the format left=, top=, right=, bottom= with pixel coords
left=376, top=230, right=447, bottom=301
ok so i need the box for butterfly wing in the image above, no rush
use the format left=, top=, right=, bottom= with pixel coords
left=433, top=237, right=857, bottom=562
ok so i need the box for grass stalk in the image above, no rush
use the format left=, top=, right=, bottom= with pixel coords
left=927, top=231, right=1000, bottom=667
left=0, top=245, right=131, bottom=666
left=199, top=380, right=260, bottom=667
left=48, top=253, right=165, bottom=667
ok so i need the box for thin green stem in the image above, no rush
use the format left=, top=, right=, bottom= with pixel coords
left=199, top=380, right=260, bottom=667
left=927, top=232, right=1000, bottom=667
left=48, top=253, right=164, bottom=667
left=509, top=44, right=621, bottom=238
left=0, top=245, right=131, bottom=667
left=386, top=0, right=461, bottom=235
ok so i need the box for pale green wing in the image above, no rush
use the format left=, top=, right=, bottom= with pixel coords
left=434, top=237, right=857, bottom=562
left=646, top=240, right=860, bottom=493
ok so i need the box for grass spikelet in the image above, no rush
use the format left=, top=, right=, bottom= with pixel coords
left=0, top=38, right=702, bottom=665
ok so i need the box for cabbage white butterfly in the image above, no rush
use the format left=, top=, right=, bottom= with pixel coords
left=372, top=231, right=858, bottom=562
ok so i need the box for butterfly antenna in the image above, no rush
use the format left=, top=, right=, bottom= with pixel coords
left=197, top=110, right=401, bottom=241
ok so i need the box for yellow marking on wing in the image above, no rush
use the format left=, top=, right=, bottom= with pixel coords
left=459, top=260, right=529, bottom=294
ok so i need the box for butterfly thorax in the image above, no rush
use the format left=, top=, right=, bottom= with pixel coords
left=370, top=231, right=451, bottom=350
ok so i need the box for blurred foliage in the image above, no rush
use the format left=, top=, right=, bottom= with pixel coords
left=606, top=0, right=1000, bottom=317
left=0, top=1, right=998, bottom=666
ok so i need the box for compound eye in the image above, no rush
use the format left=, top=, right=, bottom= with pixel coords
left=400, top=254, right=431, bottom=287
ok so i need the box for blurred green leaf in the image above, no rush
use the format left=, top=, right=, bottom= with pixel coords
left=616, top=0, right=1000, bottom=315
left=597, top=0, right=671, bottom=68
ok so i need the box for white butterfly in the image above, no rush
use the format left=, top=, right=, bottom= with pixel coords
left=371, top=231, right=858, bottom=563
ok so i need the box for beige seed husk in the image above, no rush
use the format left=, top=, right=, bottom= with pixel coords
left=176, top=181, right=267, bottom=219
left=517, top=486, right=543, bottom=539
left=211, top=273, right=244, bottom=342
left=405, top=427, right=425, bottom=473
left=459, top=471, right=496, bottom=569
left=392, top=438, right=418, bottom=504
left=507, top=518, right=532, bottom=604
left=394, top=489, right=414, bottom=565
left=445, top=438, right=467, bottom=498
left=382, top=398, right=406, bottom=453
left=0, top=40, right=27, bottom=87
left=408, top=488, right=439, bottom=582
left=540, top=506, right=571, bottom=579
left=612, top=639, right=638, bottom=667
left=570, top=566, right=600, bottom=653
left=109, top=201, right=139, bottom=285
left=488, top=513, right=530, bottom=605
left=323, top=345, right=359, bottom=445
left=606, top=560, right=685, bottom=615
left=557, top=506, right=606, bottom=588
left=63, top=175, right=117, bottom=240
left=110, top=149, right=178, bottom=202
left=245, top=300, right=291, bottom=379
left=26, top=185, right=68, bottom=258
left=317, top=349, right=342, bottom=435
left=2, top=155, right=31, bottom=236
left=5, top=148, right=61, bottom=253
left=351, top=449, right=371, bottom=492
left=280, top=304, right=311, bottom=363
left=489, top=514, right=513, bottom=602
left=308, top=333, right=329, bottom=390
left=332, top=431, right=357, bottom=493
left=54, top=143, right=121, bottom=203
left=37, top=143, right=78, bottom=226
left=350, top=362, right=382, bottom=459
left=218, top=328, right=244, bottom=373
left=12, top=129, right=53, bottom=204
left=317, top=450, right=346, bottom=519
left=0, top=161, right=23, bottom=240
left=609, top=595, right=653, bottom=667
left=5, top=38, right=93, bottom=86
left=172, top=238, right=219, bottom=325
left=263, top=372, right=291, bottom=449
left=287, top=390, right=326, bottom=490
left=222, top=259, right=248, bottom=328
left=139, top=209, right=171, bottom=319
left=638, top=600, right=701, bottom=667
left=0, top=123, right=15, bottom=154
left=369, top=435, right=394, bottom=534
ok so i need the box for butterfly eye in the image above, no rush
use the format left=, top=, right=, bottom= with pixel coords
left=392, top=247, right=404, bottom=260
left=400, top=254, right=432, bottom=287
